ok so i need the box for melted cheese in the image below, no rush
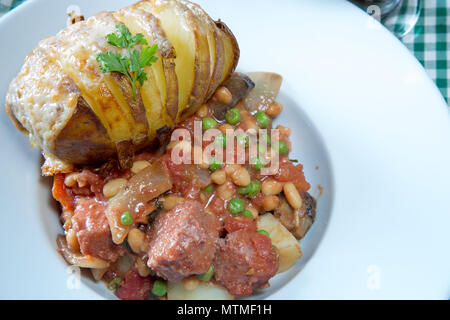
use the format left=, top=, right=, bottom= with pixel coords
left=38, top=13, right=137, bottom=144
left=5, top=48, right=79, bottom=153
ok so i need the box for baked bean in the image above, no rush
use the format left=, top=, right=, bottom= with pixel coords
left=247, top=206, right=259, bottom=219
left=217, top=181, right=234, bottom=200
left=225, top=164, right=239, bottom=176
left=127, top=228, right=146, bottom=253
left=64, top=173, right=79, bottom=187
left=219, top=123, right=233, bottom=134
left=211, top=169, right=226, bottom=185
left=183, top=276, right=200, bottom=291
left=103, top=178, right=127, bottom=198
left=135, top=257, right=151, bottom=277
left=163, top=195, right=184, bottom=210
left=66, top=229, right=80, bottom=253
left=262, top=195, right=280, bottom=211
left=131, top=160, right=150, bottom=174
left=215, top=86, right=232, bottom=104
left=226, top=165, right=250, bottom=187
left=196, top=104, right=208, bottom=117
left=262, top=179, right=283, bottom=195
left=283, top=182, right=303, bottom=209
left=198, top=159, right=210, bottom=170
left=265, top=102, right=283, bottom=117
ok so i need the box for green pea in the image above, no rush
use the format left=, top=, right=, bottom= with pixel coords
left=202, top=117, right=218, bottom=130
left=257, top=230, right=270, bottom=237
left=236, top=134, right=249, bottom=148
left=152, top=280, right=167, bottom=297
left=238, top=180, right=261, bottom=198
left=242, top=210, right=254, bottom=218
left=228, top=198, right=245, bottom=215
left=255, top=112, right=270, bottom=128
left=214, top=134, right=227, bottom=147
left=274, top=140, right=289, bottom=155
left=225, top=108, right=241, bottom=124
left=107, top=277, right=121, bottom=291
left=197, top=265, right=214, bottom=281
left=209, top=158, right=222, bottom=171
left=120, top=211, right=133, bottom=226
left=254, top=156, right=265, bottom=171
left=203, top=185, right=214, bottom=193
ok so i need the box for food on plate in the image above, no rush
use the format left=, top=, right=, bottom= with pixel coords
left=51, top=66, right=317, bottom=299
left=4, top=0, right=318, bottom=300
left=5, top=0, right=239, bottom=172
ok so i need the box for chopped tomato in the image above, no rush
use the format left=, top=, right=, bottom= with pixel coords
left=224, top=216, right=257, bottom=234
left=115, top=268, right=152, bottom=300
left=52, top=174, right=75, bottom=211
left=274, top=157, right=310, bottom=194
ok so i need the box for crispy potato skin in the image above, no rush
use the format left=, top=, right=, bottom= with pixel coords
left=5, top=0, right=240, bottom=173
left=54, top=98, right=116, bottom=165
left=179, top=0, right=225, bottom=119
left=179, top=1, right=211, bottom=115
left=216, top=20, right=240, bottom=84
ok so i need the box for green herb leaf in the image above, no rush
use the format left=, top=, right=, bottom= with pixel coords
left=97, top=23, right=158, bottom=101
left=96, top=52, right=128, bottom=74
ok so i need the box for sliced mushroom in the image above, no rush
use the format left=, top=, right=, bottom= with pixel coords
left=274, top=192, right=316, bottom=240
left=208, top=72, right=255, bottom=120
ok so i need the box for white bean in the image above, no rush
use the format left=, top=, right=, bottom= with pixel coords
left=283, top=182, right=303, bottom=209
left=131, top=160, right=151, bottom=174
left=64, top=173, right=79, bottom=187
left=163, top=195, right=184, bottom=210
left=127, top=228, right=145, bottom=253
left=262, top=179, right=283, bottom=195
left=211, top=170, right=226, bottom=185
left=103, top=178, right=127, bottom=198
left=66, top=229, right=79, bottom=253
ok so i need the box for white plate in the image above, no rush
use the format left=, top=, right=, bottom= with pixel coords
left=0, top=0, right=449, bottom=300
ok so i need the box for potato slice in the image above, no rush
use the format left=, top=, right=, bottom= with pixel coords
left=216, top=20, right=240, bottom=84
left=257, top=213, right=302, bottom=273
left=175, top=0, right=218, bottom=119
left=180, top=1, right=226, bottom=118
left=183, top=1, right=224, bottom=99
left=138, top=0, right=202, bottom=121
left=168, top=281, right=234, bottom=300
left=114, top=7, right=174, bottom=140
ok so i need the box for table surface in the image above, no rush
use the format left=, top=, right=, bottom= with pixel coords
left=1, top=0, right=449, bottom=105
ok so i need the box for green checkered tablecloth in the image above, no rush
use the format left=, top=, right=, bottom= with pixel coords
left=401, top=0, right=450, bottom=103
left=1, top=0, right=449, bottom=104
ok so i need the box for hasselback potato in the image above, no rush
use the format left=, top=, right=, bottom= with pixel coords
left=5, top=0, right=239, bottom=174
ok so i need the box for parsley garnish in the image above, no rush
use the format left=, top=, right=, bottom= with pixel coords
left=96, top=23, right=158, bottom=101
